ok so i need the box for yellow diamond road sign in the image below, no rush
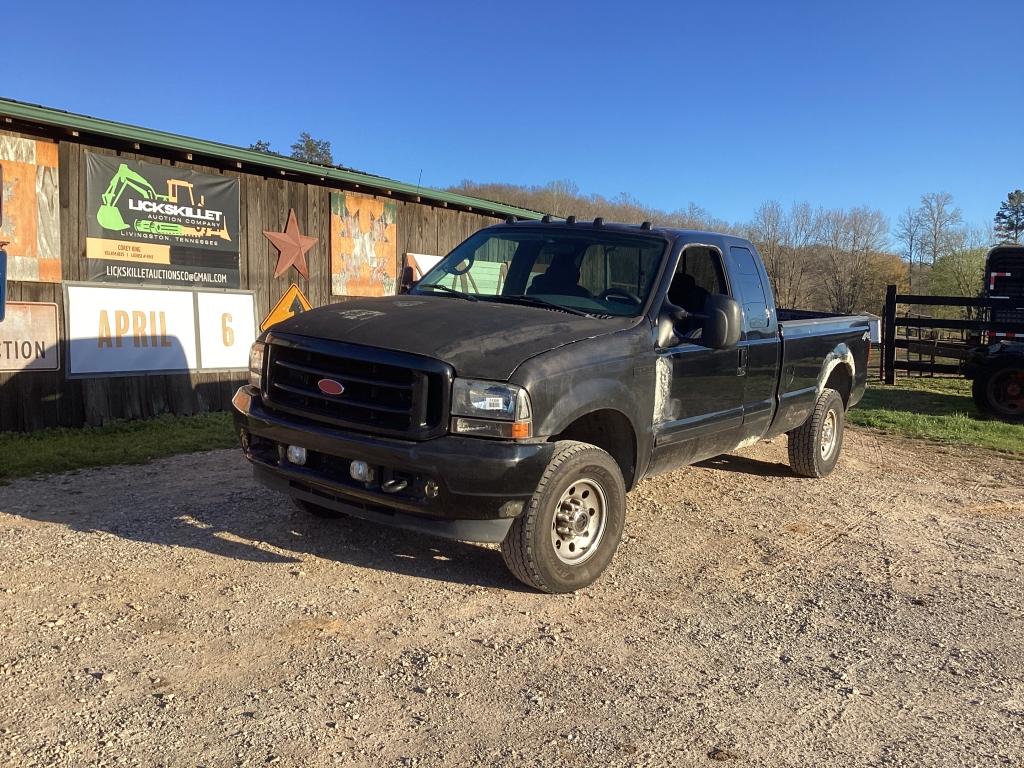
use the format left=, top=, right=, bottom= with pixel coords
left=260, top=283, right=312, bottom=332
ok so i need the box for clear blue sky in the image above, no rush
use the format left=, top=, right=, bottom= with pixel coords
left=4, top=0, right=1021, bottom=232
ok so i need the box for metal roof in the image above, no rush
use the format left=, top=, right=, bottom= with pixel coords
left=0, top=97, right=546, bottom=220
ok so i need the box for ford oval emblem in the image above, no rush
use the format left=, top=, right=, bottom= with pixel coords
left=317, top=378, right=345, bottom=396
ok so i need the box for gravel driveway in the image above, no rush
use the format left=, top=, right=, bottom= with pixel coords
left=1, top=429, right=1022, bottom=767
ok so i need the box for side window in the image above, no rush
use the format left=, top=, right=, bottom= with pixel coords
left=729, top=246, right=769, bottom=330
left=668, top=247, right=727, bottom=312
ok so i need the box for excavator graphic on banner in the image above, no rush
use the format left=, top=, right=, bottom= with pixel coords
left=96, top=163, right=230, bottom=241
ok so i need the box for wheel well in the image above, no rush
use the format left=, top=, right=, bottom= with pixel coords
left=552, top=410, right=638, bottom=490
left=825, top=364, right=853, bottom=408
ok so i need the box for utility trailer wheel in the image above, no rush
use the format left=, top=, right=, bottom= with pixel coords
left=292, top=497, right=348, bottom=519
left=972, top=359, right=1024, bottom=423
left=500, top=441, right=626, bottom=594
left=787, top=388, right=845, bottom=478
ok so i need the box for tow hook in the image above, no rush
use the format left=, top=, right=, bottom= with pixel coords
left=382, top=478, right=408, bottom=494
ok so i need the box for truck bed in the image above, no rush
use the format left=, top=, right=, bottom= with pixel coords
left=769, top=309, right=871, bottom=437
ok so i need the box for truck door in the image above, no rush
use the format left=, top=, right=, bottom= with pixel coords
left=727, top=244, right=780, bottom=437
left=650, top=245, right=746, bottom=471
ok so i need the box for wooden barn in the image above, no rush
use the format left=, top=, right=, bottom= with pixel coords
left=0, top=98, right=542, bottom=432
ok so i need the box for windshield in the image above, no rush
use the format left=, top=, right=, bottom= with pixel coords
left=413, top=228, right=667, bottom=317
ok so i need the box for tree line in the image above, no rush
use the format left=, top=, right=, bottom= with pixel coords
left=248, top=131, right=1022, bottom=315
left=449, top=180, right=1024, bottom=316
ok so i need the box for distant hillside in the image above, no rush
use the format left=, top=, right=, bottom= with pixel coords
left=446, top=179, right=908, bottom=316
left=447, top=179, right=733, bottom=231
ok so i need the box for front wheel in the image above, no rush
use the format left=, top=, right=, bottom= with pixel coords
left=500, top=441, right=626, bottom=593
left=787, top=388, right=845, bottom=478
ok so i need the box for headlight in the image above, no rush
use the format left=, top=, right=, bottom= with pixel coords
left=450, top=378, right=532, bottom=439
left=248, top=341, right=265, bottom=389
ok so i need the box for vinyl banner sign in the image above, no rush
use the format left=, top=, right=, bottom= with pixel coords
left=85, top=154, right=240, bottom=289
left=0, top=302, right=60, bottom=372
left=66, top=284, right=255, bottom=376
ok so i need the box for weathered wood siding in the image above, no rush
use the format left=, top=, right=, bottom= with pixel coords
left=0, top=136, right=501, bottom=432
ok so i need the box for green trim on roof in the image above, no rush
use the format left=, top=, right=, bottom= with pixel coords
left=0, top=97, right=545, bottom=220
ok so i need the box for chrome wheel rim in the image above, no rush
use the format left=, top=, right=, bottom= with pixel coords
left=550, top=478, right=607, bottom=565
left=820, top=409, right=838, bottom=460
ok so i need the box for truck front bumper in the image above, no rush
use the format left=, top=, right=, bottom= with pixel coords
left=231, top=386, right=553, bottom=543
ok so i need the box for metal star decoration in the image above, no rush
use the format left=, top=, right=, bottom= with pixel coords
left=264, top=209, right=317, bottom=279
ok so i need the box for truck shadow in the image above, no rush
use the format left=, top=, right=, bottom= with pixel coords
left=1, top=337, right=528, bottom=589
left=695, top=453, right=794, bottom=478
left=3, top=471, right=529, bottom=592
left=257, top=503, right=529, bottom=591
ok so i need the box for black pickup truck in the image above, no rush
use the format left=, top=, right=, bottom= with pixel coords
left=234, top=220, right=870, bottom=592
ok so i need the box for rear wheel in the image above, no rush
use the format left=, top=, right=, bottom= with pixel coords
left=972, top=359, right=1024, bottom=423
left=291, top=498, right=347, bottom=519
left=787, top=388, right=845, bottom=478
left=500, top=441, right=626, bottom=593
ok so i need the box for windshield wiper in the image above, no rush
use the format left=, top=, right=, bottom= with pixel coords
left=488, top=294, right=590, bottom=317
left=417, top=283, right=478, bottom=302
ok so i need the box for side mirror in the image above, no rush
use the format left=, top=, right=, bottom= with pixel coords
left=0, top=245, right=7, bottom=323
left=398, top=264, right=417, bottom=294
left=702, top=294, right=742, bottom=349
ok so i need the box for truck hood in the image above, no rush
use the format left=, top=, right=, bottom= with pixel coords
left=271, top=295, right=640, bottom=379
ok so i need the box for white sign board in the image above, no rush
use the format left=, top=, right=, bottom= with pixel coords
left=67, top=285, right=199, bottom=375
left=65, top=284, right=257, bottom=377
left=196, top=291, right=257, bottom=370
left=0, top=302, right=60, bottom=371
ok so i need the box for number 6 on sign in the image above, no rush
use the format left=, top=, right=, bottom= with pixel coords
left=196, top=292, right=256, bottom=370
left=222, top=313, right=235, bottom=347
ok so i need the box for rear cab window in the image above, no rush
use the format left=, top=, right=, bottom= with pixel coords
left=729, top=246, right=770, bottom=330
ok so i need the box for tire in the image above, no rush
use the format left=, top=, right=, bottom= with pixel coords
left=787, top=388, right=845, bottom=478
left=972, top=359, right=1024, bottom=423
left=292, top=497, right=347, bottom=519
left=500, top=441, right=626, bottom=594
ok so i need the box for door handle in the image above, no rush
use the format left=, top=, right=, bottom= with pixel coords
left=737, top=347, right=748, bottom=376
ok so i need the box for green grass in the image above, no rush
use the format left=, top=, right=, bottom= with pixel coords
left=0, top=412, right=237, bottom=484
left=849, top=377, right=1024, bottom=455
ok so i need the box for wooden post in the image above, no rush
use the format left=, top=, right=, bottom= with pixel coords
left=883, top=284, right=897, bottom=385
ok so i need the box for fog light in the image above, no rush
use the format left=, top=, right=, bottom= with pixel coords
left=498, top=500, right=524, bottom=518
left=350, top=460, right=374, bottom=482
left=424, top=480, right=439, bottom=498
left=286, top=445, right=307, bottom=466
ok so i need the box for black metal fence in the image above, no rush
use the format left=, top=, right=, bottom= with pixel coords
left=881, top=285, right=1024, bottom=384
